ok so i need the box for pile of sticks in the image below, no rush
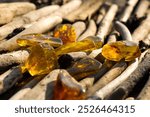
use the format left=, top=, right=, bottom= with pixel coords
left=0, top=0, right=150, bottom=100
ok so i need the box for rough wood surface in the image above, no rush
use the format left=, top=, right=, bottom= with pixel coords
left=92, top=59, right=138, bottom=100
left=119, top=0, right=139, bottom=22
left=137, top=73, right=150, bottom=100
left=87, top=60, right=127, bottom=98
left=0, top=66, right=23, bottom=94
left=0, top=2, right=36, bottom=24
left=19, top=69, right=60, bottom=100
left=96, top=4, right=118, bottom=43
left=0, top=50, right=29, bottom=69
left=78, top=20, right=97, bottom=41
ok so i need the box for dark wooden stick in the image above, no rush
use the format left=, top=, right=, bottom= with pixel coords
left=0, top=66, right=23, bottom=95
left=137, top=73, right=150, bottom=100
left=107, top=49, right=150, bottom=100
left=9, top=75, right=45, bottom=100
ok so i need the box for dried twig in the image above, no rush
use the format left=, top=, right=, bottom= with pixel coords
left=78, top=20, right=97, bottom=41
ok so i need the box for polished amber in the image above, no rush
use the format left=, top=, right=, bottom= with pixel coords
left=53, top=70, right=86, bottom=100
left=55, top=36, right=103, bottom=56
left=21, top=43, right=57, bottom=76
left=53, top=24, right=76, bottom=44
left=17, top=33, right=63, bottom=47
left=102, top=41, right=141, bottom=61
left=17, top=35, right=102, bottom=76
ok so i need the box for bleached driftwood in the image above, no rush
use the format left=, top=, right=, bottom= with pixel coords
left=134, top=0, right=149, bottom=18
left=96, top=4, right=118, bottom=43
left=87, top=60, right=127, bottom=98
left=0, top=2, right=36, bottom=25
left=18, top=69, right=60, bottom=100
left=72, top=21, right=86, bottom=40
left=0, top=16, right=62, bottom=52
left=0, top=50, right=29, bottom=69
left=91, top=59, right=138, bottom=100
left=23, top=5, right=60, bottom=23
left=119, top=0, right=139, bottom=22
left=78, top=20, right=97, bottom=41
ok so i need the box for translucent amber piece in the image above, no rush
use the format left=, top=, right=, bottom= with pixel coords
left=102, top=41, right=141, bottom=61
left=53, top=24, right=76, bottom=44
left=17, top=33, right=63, bottom=47
left=55, top=36, right=103, bottom=56
left=21, top=43, right=58, bottom=76
left=53, top=70, right=86, bottom=100
left=67, top=57, right=102, bottom=81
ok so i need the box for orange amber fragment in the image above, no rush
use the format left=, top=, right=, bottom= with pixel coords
left=53, top=24, right=76, bottom=44
left=21, top=43, right=57, bottom=76
left=53, top=70, right=86, bottom=100
left=102, top=41, right=141, bottom=61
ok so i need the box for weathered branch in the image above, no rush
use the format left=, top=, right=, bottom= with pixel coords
left=0, top=50, right=29, bottom=69
left=119, top=0, right=139, bottom=22
left=96, top=4, right=118, bottom=43
left=78, top=20, right=97, bottom=41
left=87, top=60, right=127, bottom=98
left=107, top=49, right=150, bottom=100
left=91, top=58, right=138, bottom=100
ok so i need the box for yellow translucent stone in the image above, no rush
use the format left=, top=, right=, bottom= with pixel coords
left=17, top=33, right=63, bottom=47
left=53, top=24, right=76, bottom=44
left=55, top=36, right=103, bottom=56
left=102, top=41, right=141, bottom=61
left=21, top=43, right=57, bottom=76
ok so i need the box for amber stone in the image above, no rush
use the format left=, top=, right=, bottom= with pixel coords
left=102, top=41, right=141, bottom=61
left=53, top=24, right=76, bottom=44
